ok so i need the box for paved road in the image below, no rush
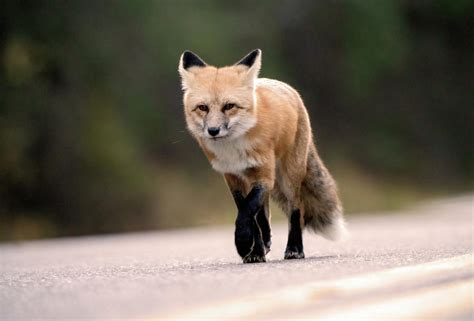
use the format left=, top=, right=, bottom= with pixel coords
left=1, top=195, right=472, bottom=320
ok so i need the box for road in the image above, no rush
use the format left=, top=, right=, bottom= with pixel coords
left=1, top=195, right=473, bottom=320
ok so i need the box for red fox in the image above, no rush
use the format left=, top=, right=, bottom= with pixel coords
left=178, top=49, right=346, bottom=263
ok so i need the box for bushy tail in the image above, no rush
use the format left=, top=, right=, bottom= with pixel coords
left=302, top=147, right=348, bottom=241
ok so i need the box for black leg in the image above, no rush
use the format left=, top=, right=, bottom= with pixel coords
left=284, top=209, right=305, bottom=259
left=234, top=208, right=254, bottom=259
left=256, top=198, right=271, bottom=253
left=242, top=219, right=266, bottom=263
left=231, top=190, right=246, bottom=211
left=245, top=185, right=265, bottom=214
left=234, top=185, right=267, bottom=263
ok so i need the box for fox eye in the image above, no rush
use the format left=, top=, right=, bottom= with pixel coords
left=197, top=104, right=209, bottom=112
left=223, top=103, right=236, bottom=111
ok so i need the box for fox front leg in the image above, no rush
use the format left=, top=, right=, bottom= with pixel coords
left=232, top=190, right=255, bottom=259
left=225, top=174, right=268, bottom=263
left=225, top=174, right=253, bottom=260
left=233, top=186, right=267, bottom=263
left=244, top=185, right=268, bottom=263
left=256, top=194, right=271, bottom=254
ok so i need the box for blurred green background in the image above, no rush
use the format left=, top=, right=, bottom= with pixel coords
left=1, top=0, right=472, bottom=241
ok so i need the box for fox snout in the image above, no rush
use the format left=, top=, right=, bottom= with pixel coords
left=205, top=124, right=229, bottom=138
left=207, top=127, right=220, bottom=136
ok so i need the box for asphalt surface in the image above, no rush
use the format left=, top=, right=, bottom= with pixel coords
left=1, top=195, right=473, bottom=320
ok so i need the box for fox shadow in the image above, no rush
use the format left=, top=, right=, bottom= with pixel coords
left=162, top=255, right=342, bottom=275
left=229, top=254, right=340, bottom=269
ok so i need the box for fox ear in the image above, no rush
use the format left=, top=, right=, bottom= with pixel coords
left=179, top=51, right=207, bottom=90
left=180, top=51, right=207, bottom=70
left=235, top=49, right=262, bottom=80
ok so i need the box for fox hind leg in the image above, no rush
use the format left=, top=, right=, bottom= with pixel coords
left=271, top=181, right=306, bottom=260
left=284, top=208, right=305, bottom=259
left=273, top=157, right=307, bottom=260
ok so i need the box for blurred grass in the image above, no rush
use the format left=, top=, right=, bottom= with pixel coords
left=1, top=0, right=472, bottom=241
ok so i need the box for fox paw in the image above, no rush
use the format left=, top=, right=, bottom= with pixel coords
left=243, top=254, right=266, bottom=263
left=284, top=247, right=305, bottom=260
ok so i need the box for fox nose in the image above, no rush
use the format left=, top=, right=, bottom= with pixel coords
left=208, top=127, right=220, bottom=137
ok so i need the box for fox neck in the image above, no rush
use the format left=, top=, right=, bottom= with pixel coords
left=204, top=136, right=262, bottom=175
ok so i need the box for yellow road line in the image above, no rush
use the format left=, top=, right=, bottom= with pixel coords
left=311, top=279, right=473, bottom=321
left=158, top=254, right=473, bottom=320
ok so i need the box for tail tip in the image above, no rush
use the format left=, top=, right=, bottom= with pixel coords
left=320, top=217, right=349, bottom=241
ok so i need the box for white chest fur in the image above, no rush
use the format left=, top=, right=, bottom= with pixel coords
left=204, top=138, right=262, bottom=175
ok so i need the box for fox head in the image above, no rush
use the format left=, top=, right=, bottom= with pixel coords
left=178, top=49, right=261, bottom=141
